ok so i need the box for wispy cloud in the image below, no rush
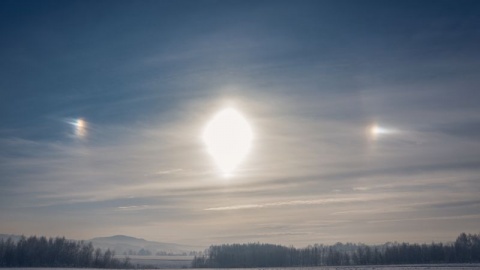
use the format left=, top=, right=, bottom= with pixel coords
left=117, top=205, right=152, bottom=211
left=205, top=197, right=369, bottom=211
left=1, top=0, right=480, bottom=246
left=368, top=214, right=480, bottom=224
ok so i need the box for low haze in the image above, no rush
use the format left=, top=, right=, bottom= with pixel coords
left=1, top=0, right=479, bottom=247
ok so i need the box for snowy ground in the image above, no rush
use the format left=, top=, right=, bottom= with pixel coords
left=4, top=265, right=480, bottom=270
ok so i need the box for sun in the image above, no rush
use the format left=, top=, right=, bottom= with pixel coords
left=203, top=108, right=253, bottom=177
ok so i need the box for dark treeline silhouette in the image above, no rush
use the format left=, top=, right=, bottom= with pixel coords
left=0, top=235, right=132, bottom=268
left=192, top=232, right=480, bottom=267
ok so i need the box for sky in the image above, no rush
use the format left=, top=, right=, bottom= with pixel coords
left=1, top=0, right=480, bottom=247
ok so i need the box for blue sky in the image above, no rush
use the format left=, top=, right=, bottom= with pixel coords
left=1, top=0, right=480, bottom=247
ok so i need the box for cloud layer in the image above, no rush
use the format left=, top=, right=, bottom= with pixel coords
left=1, top=0, right=479, bottom=247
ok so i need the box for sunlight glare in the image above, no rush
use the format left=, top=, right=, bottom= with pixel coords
left=75, top=118, right=87, bottom=138
left=369, top=124, right=393, bottom=140
left=203, top=108, right=253, bottom=177
left=68, top=118, right=87, bottom=139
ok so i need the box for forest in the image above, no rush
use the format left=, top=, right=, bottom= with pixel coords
left=0, top=236, right=132, bottom=268
left=192, top=232, right=480, bottom=267
left=1, top=233, right=479, bottom=268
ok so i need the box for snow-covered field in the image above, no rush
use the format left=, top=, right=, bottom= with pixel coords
left=261, top=266, right=480, bottom=270
left=3, top=266, right=480, bottom=270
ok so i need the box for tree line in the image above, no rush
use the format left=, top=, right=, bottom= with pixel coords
left=192, top=232, right=480, bottom=267
left=0, top=235, right=132, bottom=268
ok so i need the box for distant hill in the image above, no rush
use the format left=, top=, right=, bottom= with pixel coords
left=89, top=235, right=204, bottom=256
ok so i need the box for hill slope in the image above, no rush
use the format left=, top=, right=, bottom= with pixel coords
left=89, top=235, right=203, bottom=255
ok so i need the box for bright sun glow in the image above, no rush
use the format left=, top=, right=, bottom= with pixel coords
left=67, top=118, right=87, bottom=139
left=75, top=118, right=87, bottom=138
left=369, top=123, right=394, bottom=140
left=203, top=108, right=253, bottom=177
